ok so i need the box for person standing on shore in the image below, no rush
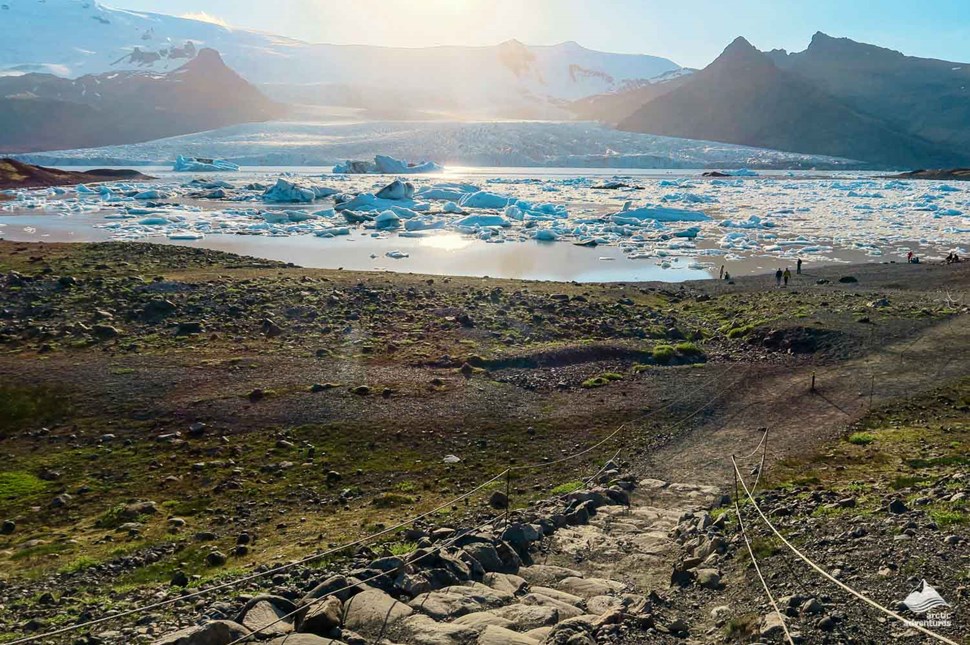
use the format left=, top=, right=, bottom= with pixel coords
left=775, top=268, right=783, bottom=287
left=797, top=258, right=802, bottom=274
left=783, top=267, right=791, bottom=286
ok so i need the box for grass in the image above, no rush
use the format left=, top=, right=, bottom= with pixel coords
left=371, top=493, right=416, bottom=509
left=0, top=471, right=48, bottom=501
left=929, top=508, right=967, bottom=527
left=550, top=481, right=584, bottom=496
left=651, top=345, right=676, bottom=364
left=387, top=541, right=417, bottom=556
left=581, top=372, right=623, bottom=388
left=847, top=432, right=876, bottom=446
left=724, top=614, right=760, bottom=640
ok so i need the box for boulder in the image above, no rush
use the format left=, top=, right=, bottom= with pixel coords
left=400, top=614, right=477, bottom=645
left=267, top=636, right=345, bottom=645
left=555, top=577, right=624, bottom=599
left=297, top=597, right=343, bottom=635
left=235, top=596, right=298, bottom=636
left=520, top=593, right=584, bottom=620
left=452, top=612, right=514, bottom=631
left=477, top=625, right=540, bottom=644
left=343, top=589, right=413, bottom=633
left=462, top=542, right=505, bottom=573
left=153, top=620, right=250, bottom=645
left=492, top=604, right=559, bottom=630
left=517, top=565, right=582, bottom=587
left=481, top=572, right=527, bottom=595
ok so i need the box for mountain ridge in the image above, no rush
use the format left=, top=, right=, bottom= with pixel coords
left=0, top=48, right=282, bottom=153
left=614, top=34, right=970, bottom=168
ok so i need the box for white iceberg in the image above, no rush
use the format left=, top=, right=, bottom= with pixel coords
left=172, top=156, right=239, bottom=172
left=262, top=179, right=339, bottom=203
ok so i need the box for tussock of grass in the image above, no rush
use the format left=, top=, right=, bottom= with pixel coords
left=581, top=372, right=623, bottom=388
left=550, top=481, right=584, bottom=496
left=0, top=471, right=47, bottom=501
left=651, top=345, right=676, bottom=364
left=847, top=432, right=875, bottom=446
left=371, top=493, right=415, bottom=508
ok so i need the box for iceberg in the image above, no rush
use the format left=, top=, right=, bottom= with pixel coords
left=172, top=156, right=239, bottom=172
left=610, top=205, right=711, bottom=223
left=459, top=191, right=513, bottom=209
left=375, top=180, right=415, bottom=201
left=262, top=179, right=339, bottom=203
left=454, top=214, right=512, bottom=228
left=333, top=155, right=443, bottom=174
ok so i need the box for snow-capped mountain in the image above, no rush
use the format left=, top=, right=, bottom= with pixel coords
left=0, top=0, right=682, bottom=117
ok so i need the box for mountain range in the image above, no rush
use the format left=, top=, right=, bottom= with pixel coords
left=608, top=34, right=970, bottom=168
left=0, top=0, right=681, bottom=119
left=0, top=49, right=281, bottom=153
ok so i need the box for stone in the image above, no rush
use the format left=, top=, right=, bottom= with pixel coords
left=400, top=614, right=477, bottom=645
left=800, top=598, right=824, bottom=615
left=482, top=572, right=527, bottom=595
left=488, top=490, right=509, bottom=510
left=266, top=636, right=345, bottom=645
left=529, top=587, right=583, bottom=607
left=1, top=520, right=15, bottom=535
left=176, top=321, right=204, bottom=336
left=888, top=499, right=909, bottom=514
left=408, top=591, right=483, bottom=620
left=493, top=604, right=560, bottom=630
left=556, top=577, right=623, bottom=599
left=452, top=612, right=514, bottom=631
left=92, top=324, right=122, bottom=339
left=462, top=542, right=505, bottom=573
left=298, top=596, right=342, bottom=635
left=236, top=596, right=297, bottom=636
left=170, top=570, right=189, bottom=587
left=205, top=551, right=227, bottom=567
left=695, top=569, right=722, bottom=590
left=760, top=612, right=786, bottom=639
left=517, top=564, right=583, bottom=587
left=477, top=624, right=540, bottom=644
left=343, top=589, right=413, bottom=633
left=520, top=593, right=584, bottom=619
left=153, top=620, right=250, bottom=645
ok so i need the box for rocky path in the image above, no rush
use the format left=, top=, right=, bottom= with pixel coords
left=157, top=477, right=723, bottom=645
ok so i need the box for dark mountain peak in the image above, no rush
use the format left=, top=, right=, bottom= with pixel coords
left=708, top=36, right=775, bottom=72
left=179, top=48, right=227, bottom=73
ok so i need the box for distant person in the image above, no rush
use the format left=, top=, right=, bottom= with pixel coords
left=946, top=252, right=954, bottom=264
left=907, top=251, right=914, bottom=263
left=797, top=258, right=803, bottom=274
left=719, top=265, right=725, bottom=279
left=724, top=271, right=731, bottom=281
left=783, top=267, right=791, bottom=286
left=775, top=268, right=783, bottom=287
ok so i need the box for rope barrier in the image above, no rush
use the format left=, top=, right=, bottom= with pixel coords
left=731, top=456, right=959, bottom=645
left=732, top=469, right=795, bottom=645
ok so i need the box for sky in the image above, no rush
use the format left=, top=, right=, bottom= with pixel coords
left=113, top=0, right=970, bottom=68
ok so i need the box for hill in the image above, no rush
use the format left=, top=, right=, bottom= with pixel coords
left=0, top=159, right=151, bottom=190
left=0, top=49, right=282, bottom=154
left=618, top=38, right=969, bottom=168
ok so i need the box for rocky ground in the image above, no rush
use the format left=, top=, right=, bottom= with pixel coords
left=0, top=241, right=968, bottom=644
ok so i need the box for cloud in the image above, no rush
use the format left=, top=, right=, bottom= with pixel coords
left=179, top=11, right=230, bottom=28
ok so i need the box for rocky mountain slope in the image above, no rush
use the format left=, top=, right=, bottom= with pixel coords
left=617, top=38, right=970, bottom=169
left=0, top=49, right=282, bottom=153
left=0, top=158, right=150, bottom=189
left=768, top=32, right=970, bottom=150
left=0, top=0, right=681, bottom=119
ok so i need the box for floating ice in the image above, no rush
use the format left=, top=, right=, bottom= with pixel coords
left=262, top=179, right=339, bottom=203
left=333, top=155, right=443, bottom=174
left=172, top=156, right=239, bottom=172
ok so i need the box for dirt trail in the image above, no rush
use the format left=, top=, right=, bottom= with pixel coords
left=641, top=314, right=970, bottom=487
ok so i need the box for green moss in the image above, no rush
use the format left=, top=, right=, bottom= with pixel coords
left=550, top=481, right=584, bottom=495
left=0, top=471, right=47, bottom=501
left=581, top=373, right=623, bottom=388
left=0, top=385, right=72, bottom=434
left=847, top=432, right=875, bottom=446
left=652, top=345, right=676, bottom=364
left=371, top=493, right=415, bottom=508
left=674, top=341, right=703, bottom=356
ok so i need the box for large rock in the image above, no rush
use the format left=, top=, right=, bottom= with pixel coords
left=517, top=565, right=583, bottom=587
left=303, top=575, right=361, bottom=604
left=236, top=596, right=298, bottom=636
left=399, top=614, right=477, bottom=645
left=477, top=624, right=540, bottom=644
left=493, top=604, right=560, bottom=630
left=408, top=591, right=483, bottom=620
left=267, top=636, right=345, bottom=645
left=482, top=572, right=527, bottom=595
left=153, top=620, right=250, bottom=645
left=555, top=577, right=624, bottom=599
left=461, top=542, right=505, bottom=573
left=452, top=611, right=514, bottom=631
left=520, top=593, right=584, bottom=620
left=297, top=596, right=343, bottom=635
left=343, top=589, right=413, bottom=633
left=528, top=587, right=583, bottom=607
